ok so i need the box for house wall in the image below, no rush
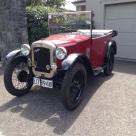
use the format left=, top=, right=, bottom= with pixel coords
left=0, top=0, right=29, bottom=63
left=73, top=0, right=86, bottom=11
left=86, top=0, right=102, bottom=28
left=87, top=0, right=136, bottom=61
left=86, top=0, right=136, bottom=29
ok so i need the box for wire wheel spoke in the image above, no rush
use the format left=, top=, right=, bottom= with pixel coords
left=12, top=62, right=29, bottom=90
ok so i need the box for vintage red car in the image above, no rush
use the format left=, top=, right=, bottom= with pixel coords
left=4, top=11, right=117, bottom=110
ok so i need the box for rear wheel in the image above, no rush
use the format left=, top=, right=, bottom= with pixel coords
left=104, top=48, right=115, bottom=76
left=4, top=58, right=33, bottom=96
left=61, top=63, right=87, bottom=110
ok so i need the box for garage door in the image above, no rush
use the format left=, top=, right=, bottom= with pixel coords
left=105, top=3, right=136, bottom=60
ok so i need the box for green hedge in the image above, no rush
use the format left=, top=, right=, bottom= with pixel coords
left=26, top=6, right=58, bottom=44
left=26, top=6, right=95, bottom=44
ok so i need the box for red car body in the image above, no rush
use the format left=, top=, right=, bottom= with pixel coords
left=44, top=31, right=113, bottom=69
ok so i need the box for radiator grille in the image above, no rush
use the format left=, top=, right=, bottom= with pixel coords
left=33, top=47, right=50, bottom=73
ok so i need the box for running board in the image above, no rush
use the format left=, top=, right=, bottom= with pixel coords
left=93, top=67, right=103, bottom=76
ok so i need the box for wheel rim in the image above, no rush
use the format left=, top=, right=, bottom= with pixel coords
left=69, top=71, right=85, bottom=105
left=12, top=62, right=30, bottom=90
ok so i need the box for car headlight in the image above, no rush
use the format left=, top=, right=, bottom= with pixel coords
left=55, top=47, right=67, bottom=60
left=21, top=44, right=30, bottom=56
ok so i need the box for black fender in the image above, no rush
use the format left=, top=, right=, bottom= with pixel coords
left=111, top=30, right=118, bottom=37
left=107, top=40, right=117, bottom=56
left=105, top=40, right=117, bottom=65
left=5, top=49, right=27, bottom=64
left=62, top=53, right=93, bottom=74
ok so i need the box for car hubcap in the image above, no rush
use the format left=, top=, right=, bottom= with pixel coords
left=17, top=70, right=28, bottom=82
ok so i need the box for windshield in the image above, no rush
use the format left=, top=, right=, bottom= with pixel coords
left=48, top=11, right=93, bottom=35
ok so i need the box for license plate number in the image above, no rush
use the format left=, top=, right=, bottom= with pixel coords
left=33, top=77, right=53, bottom=88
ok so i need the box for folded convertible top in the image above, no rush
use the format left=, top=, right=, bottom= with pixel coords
left=77, top=29, right=118, bottom=37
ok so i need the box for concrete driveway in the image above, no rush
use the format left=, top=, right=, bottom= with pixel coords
left=0, top=60, right=136, bottom=136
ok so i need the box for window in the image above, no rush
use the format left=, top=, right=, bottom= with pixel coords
left=76, top=5, right=86, bottom=11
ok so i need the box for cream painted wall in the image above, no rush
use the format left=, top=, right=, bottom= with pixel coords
left=86, top=0, right=136, bottom=29
left=86, top=0, right=102, bottom=28
left=86, top=0, right=136, bottom=60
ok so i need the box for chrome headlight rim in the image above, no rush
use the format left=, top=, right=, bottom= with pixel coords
left=55, top=47, right=67, bottom=60
left=21, top=44, right=30, bottom=56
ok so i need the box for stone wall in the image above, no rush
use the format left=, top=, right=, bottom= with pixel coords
left=0, top=0, right=29, bottom=62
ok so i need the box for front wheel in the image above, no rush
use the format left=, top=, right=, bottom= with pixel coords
left=61, top=63, right=87, bottom=110
left=4, top=58, right=33, bottom=97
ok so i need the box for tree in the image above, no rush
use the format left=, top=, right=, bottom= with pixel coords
left=27, top=0, right=42, bottom=6
left=29, top=0, right=65, bottom=8
left=46, top=0, right=65, bottom=8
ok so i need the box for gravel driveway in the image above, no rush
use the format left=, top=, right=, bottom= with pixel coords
left=0, top=60, right=136, bottom=136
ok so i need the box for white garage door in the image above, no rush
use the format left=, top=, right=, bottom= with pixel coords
left=105, top=3, right=136, bottom=60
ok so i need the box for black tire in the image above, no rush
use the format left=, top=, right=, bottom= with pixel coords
left=4, top=58, right=33, bottom=97
left=104, top=48, right=115, bottom=76
left=61, top=63, right=87, bottom=110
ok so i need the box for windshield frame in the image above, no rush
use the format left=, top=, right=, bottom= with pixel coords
left=48, top=11, right=93, bottom=37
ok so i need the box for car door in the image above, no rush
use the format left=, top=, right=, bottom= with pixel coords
left=90, top=36, right=110, bottom=68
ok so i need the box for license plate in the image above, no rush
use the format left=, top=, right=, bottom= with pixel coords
left=33, top=77, right=53, bottom=88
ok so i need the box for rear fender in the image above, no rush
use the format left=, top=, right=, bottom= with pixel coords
left=111, top=30, right=118, bottom=37
left=105, top=40, right=117, bottom=65
left=62, top=53, right=93, bottom=74
left=107, top=40, right=117, bottom=56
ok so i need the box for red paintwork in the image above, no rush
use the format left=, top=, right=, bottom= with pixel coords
left=43, top=33, right=112, bottom=69
left=45, top=33, right=90, bottom=47
left=91, top=35, right=111, bottom=68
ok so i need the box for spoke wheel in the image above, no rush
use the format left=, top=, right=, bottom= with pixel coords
left=4, top=58, right=33, bottom=97
left=12, top=62, right=30, bottom=90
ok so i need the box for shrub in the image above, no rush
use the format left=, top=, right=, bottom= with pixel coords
left=26, top=5, right=95, bottom=44
left=26, top=5, right=58, bottom=44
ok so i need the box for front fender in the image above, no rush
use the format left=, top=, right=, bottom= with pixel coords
left=62, top=54, right=81, bottom=70
left=62, top=53, right=93, bottom=73
left=5, top=49, right=26, bottom=64
left=6, top=49, right=21, bottom=60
